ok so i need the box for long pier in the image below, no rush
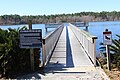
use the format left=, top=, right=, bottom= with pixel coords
left=18, top=23, right=109, bottom=80
left=40, top=23, right=109, bottom=80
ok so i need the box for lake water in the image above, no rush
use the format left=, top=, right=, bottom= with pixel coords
left=0, top=21, right=120, bottom=53
left=87, top=21, right=120, bottom=52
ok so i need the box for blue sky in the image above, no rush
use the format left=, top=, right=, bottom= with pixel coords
left=0, top=0, right=120, bottom=16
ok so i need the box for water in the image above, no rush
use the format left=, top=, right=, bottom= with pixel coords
left=0, top=21, right=120, bottom=53
left=88, top=21, right=120, bottom=52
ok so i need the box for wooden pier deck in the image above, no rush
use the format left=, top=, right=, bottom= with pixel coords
left=46, top=25, right=93, bottom=68
left=42, top=25, right=103, bottom=79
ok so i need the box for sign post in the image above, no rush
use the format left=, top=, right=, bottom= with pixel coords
left=29, top=20, right=34, bottom=71
left=103, top=29, right=112, bottom=71
left=20, top=20, right=42, bottom=71
left=30, top=48, right=34, bottom=71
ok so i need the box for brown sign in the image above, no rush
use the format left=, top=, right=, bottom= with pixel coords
left=20, top=29, right=42, bottom=48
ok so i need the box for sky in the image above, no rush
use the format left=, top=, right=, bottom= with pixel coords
left=0, top=0, right=120, bottom=16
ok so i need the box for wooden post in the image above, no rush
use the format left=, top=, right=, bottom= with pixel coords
left=30, top=49, right=34, bottom=71
left=42, top=39, right=45, bottom=67
left=45, top=28, right=47, bottom=32
left=29, top=20, right=32, bottom=30
left=103, top=29, right=111, bottom=71
left=93, top=39, right=96, bottom=66
left=29, top=20, right=34, bottom=71
left=84, top=22, right=88, bottom=31
left=85, top=26, right=88, bottom=31
left=106, top=45, right=111, bottom=71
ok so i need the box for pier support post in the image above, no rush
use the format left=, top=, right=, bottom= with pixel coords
left=85, top=26, right=88, bottom=31
left=45, top=28, right=47, bottom=32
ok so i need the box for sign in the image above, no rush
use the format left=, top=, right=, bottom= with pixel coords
left=103, top=31, right=112, bottom=45
left=20, top=29, right=42, bottom=48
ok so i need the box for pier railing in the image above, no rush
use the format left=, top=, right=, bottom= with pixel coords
left=42, top=24, right=64, bottom=66
left=71, top=22, right=89, bottom=27
left=45, top=23, right=62, bottom=32
left=69, top=23, right=97, bottom=66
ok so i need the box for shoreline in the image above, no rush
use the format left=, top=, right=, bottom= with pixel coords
left=0, top=20, right=120, bottom=26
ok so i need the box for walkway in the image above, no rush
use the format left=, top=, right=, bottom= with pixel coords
left=42, top=25, right=103, bottom=79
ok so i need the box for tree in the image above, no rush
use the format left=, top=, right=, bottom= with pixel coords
left=110, top=35, right=120, bottom=53
left=110, top=34, right=120, bottom=69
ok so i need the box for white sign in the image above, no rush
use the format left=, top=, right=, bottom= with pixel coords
left=103, top=31, right=112, bottom=45
left=20, top=29, right=42, bottom=48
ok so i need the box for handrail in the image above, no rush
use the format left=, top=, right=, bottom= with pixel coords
left=69, top=23, right=97, bottom=66
left=42, top=24, right=64, bottom=67
left=45, top=23, right=61, bottom=28
left=71, top=22, right=89, bottom=27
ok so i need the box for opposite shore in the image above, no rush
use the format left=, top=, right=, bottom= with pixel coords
left=0, top=11, right=120, bottom=26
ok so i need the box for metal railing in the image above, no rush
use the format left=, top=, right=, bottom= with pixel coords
left=69, top=23, right=97, bottom=66
left=41, top=24, right=64, bottom=67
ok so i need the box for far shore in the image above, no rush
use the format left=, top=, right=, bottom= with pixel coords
left=0, top=20, right=120, bottom=27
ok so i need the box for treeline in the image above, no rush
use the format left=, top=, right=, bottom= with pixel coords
left=0, top=11, right=120, bottom=25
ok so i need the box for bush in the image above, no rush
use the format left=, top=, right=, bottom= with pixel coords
left=0, top=27, right=40, bottom=78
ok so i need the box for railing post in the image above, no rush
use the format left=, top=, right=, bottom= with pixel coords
left=42, top=39, right=46, bottom=67
left=45, top=28, right=47, bottom=32
left=85, top=26, right=88, bottom=31
left=93, top=38, right=96, bottom=66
